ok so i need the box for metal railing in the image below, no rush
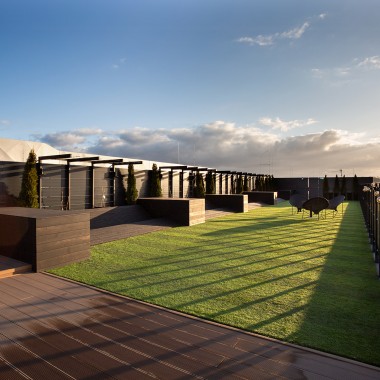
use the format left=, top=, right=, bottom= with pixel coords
left=361, top=183, right=380, bottom=277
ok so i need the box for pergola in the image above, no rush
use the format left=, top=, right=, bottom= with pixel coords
left=38, top=154, right=142, bottom=209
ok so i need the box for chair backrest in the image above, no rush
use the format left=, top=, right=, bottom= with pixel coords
left=289, top=194, right=306, bottom=209
left=303, top=197, right=329, bottom=214
left=327, top=195, right=345, bottom=210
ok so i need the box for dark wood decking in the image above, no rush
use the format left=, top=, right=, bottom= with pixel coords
left=0, top=273, right=379, bottom=379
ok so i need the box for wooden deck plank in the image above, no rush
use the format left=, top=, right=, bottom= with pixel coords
left=0, top=280, right=231, bottom=379
left=1, top=273, right=380, bottom=379
left=0, top=314, right=114, bottom=380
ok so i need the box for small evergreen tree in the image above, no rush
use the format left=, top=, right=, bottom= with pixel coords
left=243, top=174, right=248, bottom=192
left=353, top=174, right=359, bottom=200
left=148, top=163, right=162, bottom=197
left=205, top=171, right=215, bottom=194
left=19, top=149, right=39, bottom=208
left=126, top=163, right=138, bottom=204
left=194, top=171, right=205, bottom=198
left=340, top=175, right=347, bottom=198
left=333, top=174, right=340, bottom=197
left=323, top=175, right=329, bottom=199
left=236, top=175, right=243, bottom=194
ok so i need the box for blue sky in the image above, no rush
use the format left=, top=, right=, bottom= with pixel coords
left=1, top=0, right=380, bottom=176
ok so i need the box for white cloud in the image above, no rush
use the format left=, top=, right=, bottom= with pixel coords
left=237, top=35, right=274, bottom=47
left=0, top=120, right=10, bottom=126
left=357, top=56, right=380, bottom=70
left=312, top=55, right=380, bottom=83
left=34, top=121, right=380, bottom=177
left=280, top=22, right=310, bottom=40
left=237, top=15, right=322, bottom=47
left=259, top=117, right=318, bottom=132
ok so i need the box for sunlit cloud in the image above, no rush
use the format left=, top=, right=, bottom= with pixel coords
left=259, top=117, right=318, bottom=132
left=0, top=120, right=11, bottom=126
left=34, top=121, right=380, bottom=177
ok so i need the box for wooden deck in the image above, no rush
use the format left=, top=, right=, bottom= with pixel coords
left=0, top=273, right=379, bottom=379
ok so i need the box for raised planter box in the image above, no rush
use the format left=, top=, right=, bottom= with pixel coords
left=0, top=207, right=90, bottom=272
left=206, top=194, right=248, bottom=213
left=243, top=191, right=278, bottom=205
left=138, top=198, right=205, bottom=226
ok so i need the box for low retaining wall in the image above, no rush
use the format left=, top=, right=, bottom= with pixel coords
left=0, top=207, right=90, bottom=272
left=206, top=194, right=248, bottom=213
left=243, top=191, right=278, bottom=205
left=138, top=198, right=205, bottom=226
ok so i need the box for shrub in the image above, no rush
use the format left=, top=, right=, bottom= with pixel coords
left=19, top=149, right=39, bottom=208
left=194, top=172, right=205, bottom=198
left=148, top=163, right=162, bottom=197
left=236, top=175, right=243, bottom=194
left=126, top=163, right=138, bottom=204
left=205, top=171, right=215, bottom=194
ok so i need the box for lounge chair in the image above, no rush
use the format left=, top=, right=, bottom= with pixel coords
left=302, top=197, right=329, bottom=219
left=325, top=195, right=345, bottom=217
left=289, top=194, right=307, bottom=214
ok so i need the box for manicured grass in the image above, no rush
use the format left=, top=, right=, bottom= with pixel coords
left=49, top=201, right=380, bottom=366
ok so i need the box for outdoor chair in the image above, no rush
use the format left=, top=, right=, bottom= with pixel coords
left=302, top=197, right=329, bottom=219
left=325, top=195, right=345, bottom=218
left=289, top=194, right=307, bottom=214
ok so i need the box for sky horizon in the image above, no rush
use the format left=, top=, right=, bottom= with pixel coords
left=1, top=1, right=380, bottom=177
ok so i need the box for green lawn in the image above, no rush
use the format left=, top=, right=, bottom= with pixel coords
left=49, top=201, right=380, bottom=366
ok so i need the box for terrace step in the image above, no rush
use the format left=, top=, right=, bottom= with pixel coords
left=0, top=256, right=32, bottom=278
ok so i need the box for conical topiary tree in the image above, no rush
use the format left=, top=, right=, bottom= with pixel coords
left=148, top=163, right=162, bottom=197
left=353, top=174, right=359, bottom=200
left=19, top=149, right=39, bottom=208
left=236, top=175, right=243, bottom=194
left=333, top=174, right=340, bottom=197
left=340, top=175, right=347, bottom=198
left=194, top=171, right=205, bottom=198
left=323, top=175, right=329, bottom=199
left=205, top=171, right=215, bottom=194
left=243, top=174, right=248, bottom=192
left=126, top=163, right=138, bottom=204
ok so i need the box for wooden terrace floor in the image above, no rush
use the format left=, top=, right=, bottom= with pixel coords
left=0, top=273, right=379, bottom=379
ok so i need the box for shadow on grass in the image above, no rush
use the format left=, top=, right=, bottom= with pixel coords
left=283, top=202, right=380, bottom=366
left=50, top=201, right=380, bottom=366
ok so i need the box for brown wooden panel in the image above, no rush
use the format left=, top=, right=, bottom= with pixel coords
left=37, top=213, right=89, bottom=228
left=36, top=226, right=89, bottom=245
left=37, top=241, right=90, bottom=261
left=36, top=249, right=90, bottom=271
left=37, top=220, right=89, bottom=237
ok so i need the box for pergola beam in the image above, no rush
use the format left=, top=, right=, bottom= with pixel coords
left=92, top=158, right=123, bottom=165
left=67, top=156, right=100, bottom=162
left=113, top=161, right=143, bottom=166
left=39, top=153, right=72, bottom=161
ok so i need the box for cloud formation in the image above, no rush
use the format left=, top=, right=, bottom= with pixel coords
left=259, top=117, right=318, bottom=132
left=312, top=55, right=380, bottom=82
left=35, top=120, right=380, bottom=177
left=237, top=14, right=325, bottom=47
left=0, top=120, right=10, bottom=126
